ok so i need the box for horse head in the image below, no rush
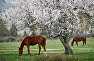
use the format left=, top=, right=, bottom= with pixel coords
left=19, top=48, right=23, bottom=56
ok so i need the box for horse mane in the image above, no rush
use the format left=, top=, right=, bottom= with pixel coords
left=19, top=37, right=27, bottom=49
left=71, top=40, right=74, bottom=46
left=19, top=41, right=24, bottom=48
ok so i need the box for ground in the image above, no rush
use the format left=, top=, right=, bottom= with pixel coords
left=0, top=37, right=94, bottom=61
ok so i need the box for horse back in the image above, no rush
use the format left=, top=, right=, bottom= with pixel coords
left=74, top=36, right=86, bottom=41
left=23, top=35, right=44, bottom=45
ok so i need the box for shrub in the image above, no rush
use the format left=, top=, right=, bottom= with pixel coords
left=33, top=54, right=81, bottom=61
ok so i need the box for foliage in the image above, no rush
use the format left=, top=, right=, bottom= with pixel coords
left=0, top=16, right=10, bottom=36
left=1, top=0, right=94, bottom=36
left=10, top=24, right=18, bottom=37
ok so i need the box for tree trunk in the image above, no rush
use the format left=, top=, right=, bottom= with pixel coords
left=59, top=34, right=73, bottom=55
left=64, top=45, right=73, bottom=54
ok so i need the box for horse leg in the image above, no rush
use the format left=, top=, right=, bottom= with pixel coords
left=26, top=45, right=30, bottom=56
left=42, top=44, right=47, bottom=56
left=85, top=41, right=86, bottom=45
left=38, top=44, right=41, bottom=55
left=83, top=41, right=84, bottom=46
left=84, top=39, right=86, bottom=45
left=76, top=41, right=78, bottom=47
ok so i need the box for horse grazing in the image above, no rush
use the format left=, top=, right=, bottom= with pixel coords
left=71, top=36, right=86, bottom=46
left=19, top=35, right=47, bottom=56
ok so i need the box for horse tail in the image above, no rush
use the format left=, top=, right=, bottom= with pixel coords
left=43, top=36, right=47, bottom=45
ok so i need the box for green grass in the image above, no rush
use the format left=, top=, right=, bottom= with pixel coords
left=0, top=37, right=94, bottom=61
left=0, top=36, right=9, bottom=40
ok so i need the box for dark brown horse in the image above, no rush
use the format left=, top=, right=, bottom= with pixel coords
left=19, top=35, right=47, bottom=56
left=71, top=36, right=86, bottom=46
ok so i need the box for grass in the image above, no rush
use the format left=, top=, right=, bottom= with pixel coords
left=0, top=37, right=94, bottom=61
left=0, top=36, right=9, bottom=40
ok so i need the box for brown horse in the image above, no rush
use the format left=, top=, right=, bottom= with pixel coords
left=71, top=36, right=86, bottom=46
left=19, top=35, right=47, bottom=56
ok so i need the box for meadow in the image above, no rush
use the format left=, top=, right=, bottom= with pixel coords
left=0, top=37, right=94, bottom=61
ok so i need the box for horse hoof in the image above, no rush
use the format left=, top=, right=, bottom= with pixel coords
left=28, top=55, right=30, bottom=56
left=45, top=54, right=47, bottom=56
left=44, top=52, right=47, bottom=56
left=38, top=54, right=40, bottom=55
left=76, top=45, right=78, bottom=47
